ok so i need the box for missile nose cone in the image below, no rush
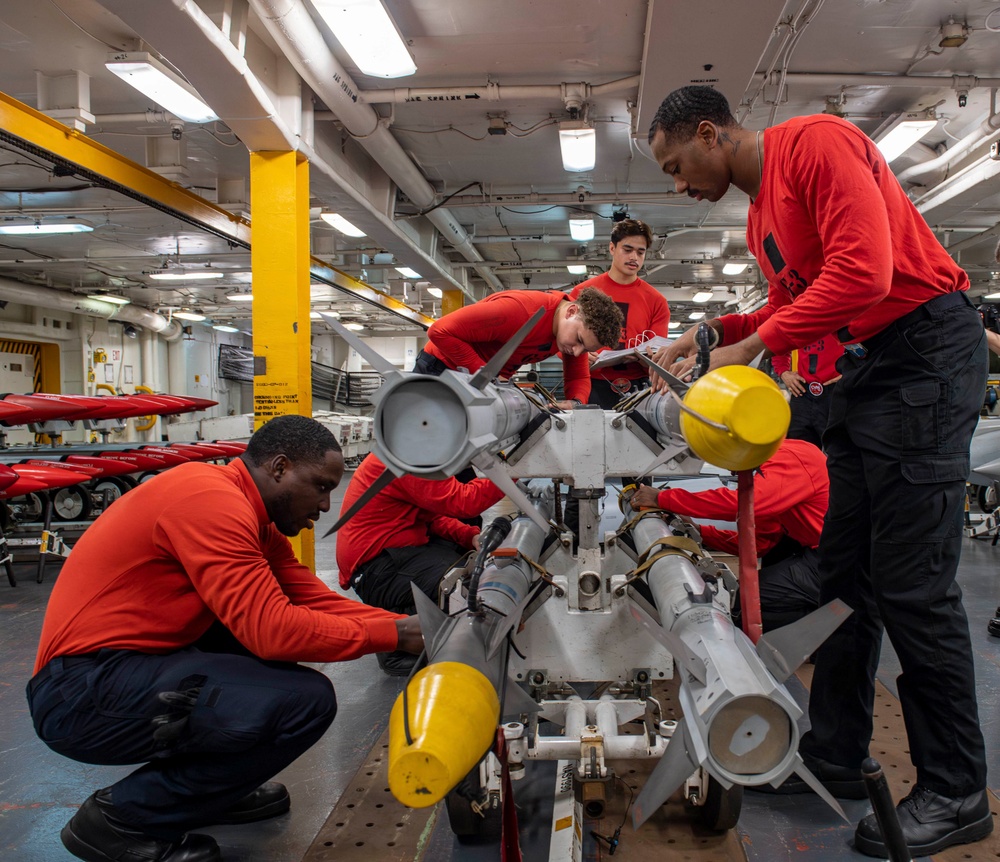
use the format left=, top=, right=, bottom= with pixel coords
left=388, top=662, right=500, bottom=808
left=680, top=366, right=790, bottom=471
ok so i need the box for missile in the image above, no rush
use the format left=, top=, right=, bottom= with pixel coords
left=626, top=510, right=852, bottom=827
left=387, top=489, right=553, bottom=808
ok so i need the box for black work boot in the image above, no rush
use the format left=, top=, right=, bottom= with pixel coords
left=749, top=753, right=867, bottom=799
left=854, top=785, right=993, bottom=857
left=61, top=790, right=222, bottom=862
left=988, top=606, right=1000, bottom=637
left=213, top=782, right=290, bottom=825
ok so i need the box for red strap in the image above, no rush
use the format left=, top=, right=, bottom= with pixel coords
left=737, top=469, right=763, bottom=644
left=495, top=728, right=523, bottom=862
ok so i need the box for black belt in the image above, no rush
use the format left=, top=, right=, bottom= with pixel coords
left=838, top=291, right=972, bottom=357
left=28, top=652, right=100, bottom=697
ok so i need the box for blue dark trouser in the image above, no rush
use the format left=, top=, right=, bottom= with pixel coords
left=27, top=639, right=337, bottom=840
left=801, top=291, right=988, bottom=796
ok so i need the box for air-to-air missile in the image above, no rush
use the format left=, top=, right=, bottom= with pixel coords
left=321, top=314, right=853, bottom=831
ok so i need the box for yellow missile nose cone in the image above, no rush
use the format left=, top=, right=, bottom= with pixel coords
left=388, top=662, right=500, bottom=808
left=681, top=366, right=790, bottom=471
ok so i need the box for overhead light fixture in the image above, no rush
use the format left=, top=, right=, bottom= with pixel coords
left=212, top=324, right=240, bottom=333
left=87, top=293, right=130, bottom=305
left=105, top=52, right=218, bottom=123
left=693, top=290, right=715, bottom=303
left=426, top=286, right=443, bottom=298
left=939, top=19, right=969, bottom=48
left=149, top=270, right=224, bottom=281
left=569, top=218, right=595, bottom=241
left=173, top=311, right=206, bottom=322
left=226, top=292, right=254, bottom=302
left=723, top=261, right=749, bottom=275
left=0, top=220, right=93, bottom=235
left=559, top=120, right=596, bottom=172
left=395, top=266, right=421, bottom=278
left=343, top=322, right=365, bottom=331
left=874, top=113, right=938, bottom=163
left=312, top=0, right=416, bottom=78
left=567, top=264, right=588, bottom=275
left=320, top=212, right=366, bottom=237
left=985, top=291, right=1000, bottom=300
left=688, top=311, right=706, bottom=320
left=668, top=321, right=682, bottom=329
left=122, top=324, right=139, bottom=339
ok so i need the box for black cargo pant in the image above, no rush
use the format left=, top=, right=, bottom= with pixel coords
left=27, top=636, right=337, bottom=840
left=786, top=383, right=835, bottom=449
left=801, top=291, right=988, bottom=796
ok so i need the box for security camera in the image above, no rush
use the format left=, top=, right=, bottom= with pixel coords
left=957, top=90, right=968, bottom=108
left=990, top=139, right=1000, bottom=161
left=170, top=123, right=184, bottom=140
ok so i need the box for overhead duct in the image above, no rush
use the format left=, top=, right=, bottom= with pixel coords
left=0, top=277, right=183, bottom=341
left=252, top=0, right=502, bottom=295
left=357, top=76, right=640, bottom=104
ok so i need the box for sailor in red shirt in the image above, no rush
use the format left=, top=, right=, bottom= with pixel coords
left=414, top=287, right=623, bottom=408
left=648, top=87, right=989, bottom=857
left=336, top=452, right=505, bottom=675
left=570, top=219, right=671, bottom=408
left=771, top=334, right=844, bottom=448
left=27, top=416, right=421, bottom=862
left=630, top=438, right=826, bottom=632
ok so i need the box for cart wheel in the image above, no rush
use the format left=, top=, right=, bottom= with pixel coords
left=11, top=492, right=45, bottom=522
left=976, top=483, right=998, bottom=514
left=693, top=776, right=743, bottom=832
left=93, top=477, right=130, bottom=507
left=52, top=485, right=91, bottom=522
left=445, top=764, right=502, bottom=844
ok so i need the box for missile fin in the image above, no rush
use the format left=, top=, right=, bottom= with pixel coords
left=634, top=351, right=690, bottom=395
left=323, top=466, right=396, bottom=536
left=628, top=600, right=708, bottom=685
left=469, top=307, right=545, bottom=390
left=318, top=314, right=399, bottom=377
left=632, top=718, right=700, bottom=829
left=485, top=582, right=547, bottom=660
left=789, top=756, right=850, bottom=822
left=409, top=582, right=451, bottom=651
left=501, top=679, right=541, bottom=718
left=472, top=455, right=551, bottom=533
left=756, top=599, right=853, bottom=683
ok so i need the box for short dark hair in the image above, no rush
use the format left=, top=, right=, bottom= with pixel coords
left=610, top=218, right=653, bottom=247
left=575, top=287, right=625, bottom=348
left=243, top=414, right=341, bottom=466
left=648, top=86, right=738, bottom=145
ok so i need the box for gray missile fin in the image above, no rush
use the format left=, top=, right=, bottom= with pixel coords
left=318, top=314, right=398, bottom=376
left=628, top=601, right=708, bottom=685
left=501, top=680, right=541, bottom=719
left=755, top=599, right=853, bottom=683
left=409, top=582, right=451, bottom=652
left=485, top=583, right=546, bottom=660
left=634, top=351, right=689, bottom=395
left=323, top=466, right=396, bottom=536
left=789, top=756, right=849, bottom=822
left=471, top=454, right=551, bottom=533
left=632, top=718, right=700, bottom=829
left=468, top=307, right=546, bottom=390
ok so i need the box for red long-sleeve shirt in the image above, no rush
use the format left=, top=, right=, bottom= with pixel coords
left=336, top=453, right=505, bottom=588
left=34, top=459, right=403, bottom=673
left=718, top=115, right=968, bottom=353
left=771, top=334, right=844, bottom=386
left=423, top=289, right=591, bottom=402
left=571, top=273, right=670, bottom=382
left=653, top=438, right=828, bottom=556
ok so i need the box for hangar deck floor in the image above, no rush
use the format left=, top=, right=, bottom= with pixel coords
left=2, top=472, right=998, bottom=861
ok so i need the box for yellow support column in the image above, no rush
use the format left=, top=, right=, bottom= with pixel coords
left=441, top=290, right=465, bottom=316
left=250, top=150, right=315, bottom=568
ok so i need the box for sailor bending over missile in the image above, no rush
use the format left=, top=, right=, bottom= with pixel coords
left=337, top=452, right=505, bottom=676
left=27, top=415, right=422, bottom=862
left=630, top=437, right=827, bottom=632
left=414, top=286, right=623, bottom=409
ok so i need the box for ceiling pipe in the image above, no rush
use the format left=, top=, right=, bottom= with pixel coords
left=764, top=72, right=1000, bottom=90
left=896, top=107, right=1000, bottom=183
left=419, top=190, right=692, bottom=208
left=357, top=76, right=641, bottom=104
left=252, top=0, right=502, bottom=295
left=0, top=277, right=183, bottom=340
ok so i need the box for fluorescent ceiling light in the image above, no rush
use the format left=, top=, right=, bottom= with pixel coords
left=87, top=294, right=130, bottom=305
left=395, top=266, right=421, bottom=278
left=688, top=311, right=706, bottom=320
left=173, top=311, right=206, bottom=321
left=985, top=291, right=1000, bottom=300
left=567, top=264, right=588, bottom=275
left=668, top=321, right=682, bottom=329
left=559, top=121, right=596, bottom=172
left=723, top=261, right=749, bottom=275
left=569, top=218, right=595, bottom=241
left=320, top=212, right=366, bottom=237
left=226, top=292, right=254, bottom=302
left=212, top=324, right=240, bottom=333
left=693, top=290, right=715, bottom=303
left=426, top=286, right=443, bottom=298
left=105, top=52, right=218, bottom=124
left=875, top=113, right=938, bottom=164
left=149, top=270, right=223, bottom=281
left=0, top=222, right=93, bottom=235
left=312, top=0, right=416, bottom=78
left=343, top=322, right=365, bottom=331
